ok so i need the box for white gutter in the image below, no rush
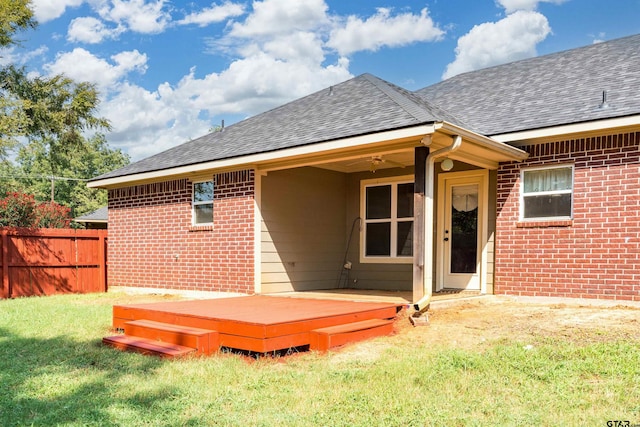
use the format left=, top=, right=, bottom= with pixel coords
left=437, top=122, right=529, bottom=161
left=413, top=134, right=462, bottom=314
left=491, top=115, right=640, bottom=145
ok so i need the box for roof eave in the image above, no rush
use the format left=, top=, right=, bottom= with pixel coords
left=436, top=121, right=529, bottom=163
left=491, top=115, right=640, bottom=146
left=88, top=124, right=437, bottom=189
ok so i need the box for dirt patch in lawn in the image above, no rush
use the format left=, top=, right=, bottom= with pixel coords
left=402, top=296, right=640, bottom=348
left=332, top=296, right=640, bottom=362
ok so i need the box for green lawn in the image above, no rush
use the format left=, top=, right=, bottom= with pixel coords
left=0, top=293, right=638, bottom=426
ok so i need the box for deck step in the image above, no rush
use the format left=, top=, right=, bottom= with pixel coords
left=309, top=318, right=395, bottom=352
left=124, top=319, right=219, bottom=355
left=102, top=335, right=196, bottom=358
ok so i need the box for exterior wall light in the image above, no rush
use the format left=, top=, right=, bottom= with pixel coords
left=441, top=158, right=454, bottom=171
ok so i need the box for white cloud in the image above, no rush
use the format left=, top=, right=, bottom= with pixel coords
left=99, top=82, right=203, bottom=159
left=442, top=10, right=551, bottom=79
left=263, top=32, right=326, bottom=64
left=43, top=48, right=147, bottom=90
left=591, top=32, right=606, bottom=44
left=178, top=1, right=245, bottom=27
left=35, top=0, right=448, bottom=160
left=0, top=45, right=48, bottom=67
left=29, top=0, right=85, bottom=23
left=67, top=16, right=123, bottom=43
left=327, top=7, right=444, bottom=56
left=99, top=52, right=351, bottom=160
left=496, top=0, right=566, bottom=14
left=97, top=0, right=171, bottom=34
left=228, top=0, right=329, bottom=38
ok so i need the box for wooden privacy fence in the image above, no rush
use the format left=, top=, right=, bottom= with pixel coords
left=1, top=228, right=107, bottom=299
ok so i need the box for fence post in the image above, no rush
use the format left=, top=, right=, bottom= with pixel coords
left=1, top=230, right=9, bottom=298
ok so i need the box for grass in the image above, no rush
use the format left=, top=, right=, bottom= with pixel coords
left=0, top=293, right=638, bottom=426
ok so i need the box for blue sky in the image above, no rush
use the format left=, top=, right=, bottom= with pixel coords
left=3, top=0, right=639, bottom=161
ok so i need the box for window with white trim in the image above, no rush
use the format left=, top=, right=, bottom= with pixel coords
left=521, top=165, right=573, bottom=220
left=361, top=177, right=414, bottom=262
left=192, top=180, right=214, bottom=225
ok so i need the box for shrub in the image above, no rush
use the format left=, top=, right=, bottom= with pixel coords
left=0, top=192, right=71, bottom=228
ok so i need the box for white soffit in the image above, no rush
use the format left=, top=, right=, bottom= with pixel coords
left=89, top=125, right=436, bottom=188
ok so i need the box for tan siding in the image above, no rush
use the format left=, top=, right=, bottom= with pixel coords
left=261, top=167, right=347, bottom=293
left=344, top=167, right=415, bottom=291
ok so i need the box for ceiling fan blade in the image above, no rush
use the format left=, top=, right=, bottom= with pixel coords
left=382, top=159, right=405, bottom=168
left=345, top=158, right=370, bottom=166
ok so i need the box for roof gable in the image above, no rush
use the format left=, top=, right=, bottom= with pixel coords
left=95, top=74, right=450, bottom=181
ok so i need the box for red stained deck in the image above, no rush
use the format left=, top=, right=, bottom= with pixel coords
left=105, top=295, right=403, bottom=356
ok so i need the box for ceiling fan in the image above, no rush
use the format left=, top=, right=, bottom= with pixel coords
left=347, top=155, right=406, bottom=172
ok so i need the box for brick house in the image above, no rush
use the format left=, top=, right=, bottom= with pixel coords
left=89, top=34, right=640, bottom=303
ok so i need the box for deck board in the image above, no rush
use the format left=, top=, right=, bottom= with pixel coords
left=110, top=295, right=402, bottom=353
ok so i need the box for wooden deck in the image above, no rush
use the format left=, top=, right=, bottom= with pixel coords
left=104, top=295, right=403, bottom=357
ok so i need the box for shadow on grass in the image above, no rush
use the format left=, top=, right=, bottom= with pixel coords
left=0, top=327, right=187, bottom=426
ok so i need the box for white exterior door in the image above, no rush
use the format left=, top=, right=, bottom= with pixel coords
left=437, top=170, right=488, bottom=291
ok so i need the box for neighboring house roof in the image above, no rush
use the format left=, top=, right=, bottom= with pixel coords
left=74, top=206, right=108, bottom=224
left=415, top=33, right=640, bottom=136
left=94, top=74, right=460, bottom=181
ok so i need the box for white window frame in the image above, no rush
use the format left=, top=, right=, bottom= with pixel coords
left=520, top=164, right=574, bottom=221
left=192, top=179, right=214, bottom=225
left=360, top=175, right=414, bottom=264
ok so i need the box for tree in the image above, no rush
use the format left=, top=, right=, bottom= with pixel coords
left=1, top=65, right=111, bottom=168
left=0, top=0, right=127, bottom=217
left=15, top=133, right=130, bottom=216
left=0, top=0, right=36, bottom=48
left=0, top=0, right=36, bottom=157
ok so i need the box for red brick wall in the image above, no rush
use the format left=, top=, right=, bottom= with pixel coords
left=496, top=132, right=640, bottom=301
left=108, top=170, right=255, bottom=293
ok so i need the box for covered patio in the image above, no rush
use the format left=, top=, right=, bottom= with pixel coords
left=256, top=121, right=527, bottom=308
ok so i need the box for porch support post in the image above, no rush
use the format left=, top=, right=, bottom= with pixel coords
left=413, top=135, right=462, bottom=313
left=413, top=146, right=429, bottom=303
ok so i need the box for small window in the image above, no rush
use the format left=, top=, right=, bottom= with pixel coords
left=193, top=180, right=214, bottom=225
left=361, top=177, right=414, bottom=263
left=521, top=165, right=573, bottom=220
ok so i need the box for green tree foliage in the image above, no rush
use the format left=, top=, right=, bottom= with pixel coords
left=0, top=191, right=71, bottom=228
left=14, top=133, right=130, bottom=216
left=0, top=0, right=36, bottom=157
left=1, top=65, right=111, bottom=168
left=0, top=0, right=129, bottom=219
left=0, top=0, right=36, bottom=48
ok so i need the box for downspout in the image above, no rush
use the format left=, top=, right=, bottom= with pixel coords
left=413, top=134, right=462, bottom=314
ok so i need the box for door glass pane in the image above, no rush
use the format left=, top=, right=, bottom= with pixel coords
left=397, top=183, right=414, bottom=218
left=450, top=184, right=478, bottom=274
left=366, top=222, right=391, bottom=256
left=366, top=185, right=391, bottom=219
left=397, top=221, right=413, bottom=256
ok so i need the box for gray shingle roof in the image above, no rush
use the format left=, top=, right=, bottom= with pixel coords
left=93, top=34, right=640, bottom=183
left=74, top=206, right=108, bottom=222
left=415, top=33, right=640, bottom=136
left=93, top=74, right=451, bottom=181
